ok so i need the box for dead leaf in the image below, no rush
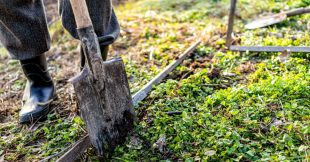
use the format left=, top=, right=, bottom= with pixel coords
left=205, top=150, right=216, bottom=156
left=298, top=145, right=308, bottom=152
left=277, top=49, right=291, bottom=63
left=127, top=135, right=143, bottom=149
left=0, top=154, right=4, bottom=162
left=223, top=72, right=237, bottom=77
left=153, top=134, right=166, bottom=153
left=270, top=119, right=284, bottom=127
left=236, top=61, right=256, bottom=74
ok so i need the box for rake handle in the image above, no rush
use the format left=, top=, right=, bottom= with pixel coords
left=285, top=7, right=310, bottom=17
left=70, top=0, right=93, bottom=28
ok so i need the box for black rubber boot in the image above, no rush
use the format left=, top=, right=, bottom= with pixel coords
left=19, top=54, right=56, bottom=123
left=80, top=44, right=109, bottom=70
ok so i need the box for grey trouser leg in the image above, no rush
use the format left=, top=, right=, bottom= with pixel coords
left=0, top=0, right=51, bottom=60
left=59, top=0, right=120, bottom=46
left=0, top=0, right=120, bottom=60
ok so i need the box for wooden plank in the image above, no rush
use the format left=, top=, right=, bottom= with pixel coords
left=56, top=135, right=91, bottom=162
left=132, top=40, right=201, bottom=105
left=229, top=45, right=310, bottom=53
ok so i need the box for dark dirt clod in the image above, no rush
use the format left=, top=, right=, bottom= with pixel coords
left=208, top=67, right=221, bottom=79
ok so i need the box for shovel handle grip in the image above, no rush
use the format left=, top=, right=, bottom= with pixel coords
left=70, top=0, right=92, bottom=28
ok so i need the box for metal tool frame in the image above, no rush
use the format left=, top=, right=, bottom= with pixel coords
left=226, top=0, right=310, bottom=53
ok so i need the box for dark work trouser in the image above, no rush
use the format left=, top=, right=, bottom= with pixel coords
left=0, top=0, right=120, bottom=60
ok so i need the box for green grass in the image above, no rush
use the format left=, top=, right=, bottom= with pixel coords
left=111, top=0, right=310, bottom=161
left=0, top=0, right=309, bottom=161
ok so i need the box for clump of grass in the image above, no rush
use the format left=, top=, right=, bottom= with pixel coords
left=1, top=0, right=309, bottom=161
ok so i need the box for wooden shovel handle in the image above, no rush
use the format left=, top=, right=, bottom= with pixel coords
left=70, top=0, right=92, bottom=28
left=285, top=7, right=310, bottom=17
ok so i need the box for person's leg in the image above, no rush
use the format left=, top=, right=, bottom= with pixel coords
left=0, top=0, right=55, bottom=123
left=59, top=0, right=120, bottom=68
left=0, top=0, right=51, bottom=60
left=19, top=54, right=56, bottom=123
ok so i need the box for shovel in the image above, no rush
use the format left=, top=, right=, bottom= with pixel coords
left=68, top=0, right=135, bottom=158
left=245, top=7, right=310, bottom=29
